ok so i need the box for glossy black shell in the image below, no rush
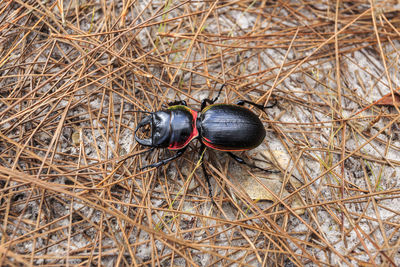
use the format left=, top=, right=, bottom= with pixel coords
left=167, top=106, right=196, bottom=149
left=135, top=106, right=196, bottom=149
left=198, top=104, right=266, bottom=151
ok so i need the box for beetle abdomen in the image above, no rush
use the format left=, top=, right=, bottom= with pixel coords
left=199, top=104, right=266, bottom=151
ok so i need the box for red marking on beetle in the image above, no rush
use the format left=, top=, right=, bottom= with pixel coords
left=202, top=137, right=251, bottom=152
left=168, top=109, right=199, bottom=150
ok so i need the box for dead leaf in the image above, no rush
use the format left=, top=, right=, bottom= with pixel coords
left=374, top=91, right=400, bottom=106
left=231, top=163, right=305, bottom=215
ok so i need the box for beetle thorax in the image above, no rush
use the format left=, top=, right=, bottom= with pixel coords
left=134, top=107, right=198, bottom=150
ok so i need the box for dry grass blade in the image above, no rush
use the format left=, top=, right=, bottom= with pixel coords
left=1, top=0, right=400, bottom=266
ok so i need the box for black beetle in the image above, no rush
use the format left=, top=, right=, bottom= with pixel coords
left=133, top=85, right=276, bottom=199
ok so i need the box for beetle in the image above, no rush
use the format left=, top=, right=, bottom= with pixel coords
left=133, top=85, right=277, bottom=199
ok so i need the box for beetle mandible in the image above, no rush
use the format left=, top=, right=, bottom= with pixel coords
left=134, top=85, right=277, bottom=198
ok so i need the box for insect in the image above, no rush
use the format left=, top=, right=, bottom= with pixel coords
left=133, top=85, right=276, bottom=199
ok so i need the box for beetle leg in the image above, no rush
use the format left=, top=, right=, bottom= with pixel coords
left=200, top=99, right=214, bottom=111
left=200, top=144, right=216, bottom=205
left=168, top=100, right=187, bottom=106
left=200, top=145, right=212, bottom=197
left=227, top=152, right=280, bottom=174
left=200, top=99, right=212, bottom=111
left=201, top=84, right=226, bottom=110
left=236, top=99, right=277, bottom=110
left=140, top=147, right=187, bottom=170
left=202, top=161, right=214, bottom=200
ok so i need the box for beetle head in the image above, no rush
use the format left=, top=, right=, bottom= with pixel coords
left=135, top=111, right=171, bottom=148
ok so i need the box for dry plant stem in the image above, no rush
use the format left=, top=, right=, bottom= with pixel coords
left=1, top=1, right=400, bottom=266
